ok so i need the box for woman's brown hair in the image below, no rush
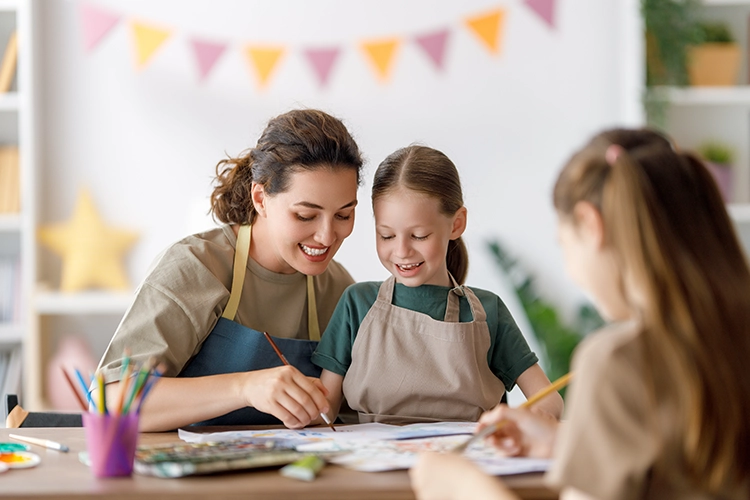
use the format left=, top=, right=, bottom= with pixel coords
left=210, top=109, right=363, bottom=225
left=554, top=128, right=750, bottom=493
left=372, top=145, right=469, bottom=284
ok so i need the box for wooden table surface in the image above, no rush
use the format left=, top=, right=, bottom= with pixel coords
left=0, top=427, right=557, bottom=500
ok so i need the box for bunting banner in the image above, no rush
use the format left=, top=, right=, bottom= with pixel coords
left=130, top=21, right=172, bottom=69
left=78, top=0, right=557, bottom=88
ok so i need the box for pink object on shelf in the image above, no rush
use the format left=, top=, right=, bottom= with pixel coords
left=704, top=161, right=733, bottom=202
left=46, top=335, right=97, bottom=411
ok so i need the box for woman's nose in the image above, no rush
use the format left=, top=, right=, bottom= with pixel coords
left=315, top=219, right=335, bottom=246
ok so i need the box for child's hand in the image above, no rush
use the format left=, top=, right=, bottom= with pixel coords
left=241, top=365, right=330, bottom=429
left=477, top=404, right=558, bottom=458
left=410, top=452, right=517, bottom=500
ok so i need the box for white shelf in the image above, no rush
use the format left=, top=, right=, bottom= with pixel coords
left=0, top=92, right=19, bottom=111
left=34, top=291, right=133, bottom=315
left=728, top=203, right=750, bottom=223
left=0, top=213, right=20, bottom=231
left=0, top=323, right=22, bottom=344
left=650, top=86, right=750, bottom=105
left=702, top=0, right=750, bottom=5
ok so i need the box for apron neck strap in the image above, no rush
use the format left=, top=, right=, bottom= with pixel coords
left=222, top=225, right=251, bottom=321
left=221, top=225, right=322, bottom=340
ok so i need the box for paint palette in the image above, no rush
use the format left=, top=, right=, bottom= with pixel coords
left=0, top=451, right=41, bottom=469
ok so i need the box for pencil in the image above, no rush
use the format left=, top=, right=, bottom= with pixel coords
left=262, top=331, right=336, bottom=432
left=452, top=372, right=573, bottom=453
left=61, top=368, right=88, bottom=411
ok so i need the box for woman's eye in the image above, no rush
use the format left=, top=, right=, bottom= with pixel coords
left=335, top=213, right=352, bottom=221
left=296, top=214, right=315, bottom=222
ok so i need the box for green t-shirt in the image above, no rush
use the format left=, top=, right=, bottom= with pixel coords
left=312, top=281, right=538, bottom=392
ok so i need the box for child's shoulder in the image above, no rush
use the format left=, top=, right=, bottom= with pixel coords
left=341, top=281, right=383, bottom=303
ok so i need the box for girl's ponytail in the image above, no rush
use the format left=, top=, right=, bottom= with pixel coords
left=447, top=237, right=469, bottom=285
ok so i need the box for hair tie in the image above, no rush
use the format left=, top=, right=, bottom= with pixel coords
left=605, top=144, right=624, bottom=166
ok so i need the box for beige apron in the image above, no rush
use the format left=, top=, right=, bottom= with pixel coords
left=342, top=275, right=505, bottom=423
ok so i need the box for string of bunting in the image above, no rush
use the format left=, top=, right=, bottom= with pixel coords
left=79, top=0, right=557, bottom=89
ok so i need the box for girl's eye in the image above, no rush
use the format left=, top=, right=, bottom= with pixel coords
left=412, top=235, right=429, bottom=241
left=379, top=235, right=394, bottom=241
left=296, top=214, right=315, bottom=222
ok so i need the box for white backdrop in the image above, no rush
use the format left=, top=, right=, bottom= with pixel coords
left=36, top=1, right=643, bottom=383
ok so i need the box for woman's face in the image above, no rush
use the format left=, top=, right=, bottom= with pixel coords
left=251, top=167, right=358, bottom=275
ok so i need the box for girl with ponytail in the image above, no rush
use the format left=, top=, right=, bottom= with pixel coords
left=410, top=129, right=750, bottom=500
left=312, top=145, right=561, bottom=424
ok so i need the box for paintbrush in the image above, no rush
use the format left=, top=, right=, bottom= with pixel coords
left=263, top=331, right=337, bottom=432
left=452, top=372, right=573, bottom=453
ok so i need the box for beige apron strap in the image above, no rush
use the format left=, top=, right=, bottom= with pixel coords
left=444, top=273, right=486, bottom=323
left=222, top=225, right=251, bottom=321
left=307, top=275, right=321, bottom=341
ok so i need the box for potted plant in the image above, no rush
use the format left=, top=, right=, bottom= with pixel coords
left=688, top=22, right=741, bottom=86
left=697, top=140, right=734, bottom=202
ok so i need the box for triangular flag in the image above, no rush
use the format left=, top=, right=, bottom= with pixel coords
left=190, top=38, right=227, bottom=81
left=465, top=9, right=506, bottom=54
left=244, top=46, right=285, bottom=87
left=303, top=47, right=340, bottom=88
left=414, top=28, right=450, bottom=71
left=524, top=0, right=556, bottom=29
left=361, top=38, right=400, bottom=82
left=79, top=2, right=121, bottom=52
left=130, top=21, right=172, bottom=70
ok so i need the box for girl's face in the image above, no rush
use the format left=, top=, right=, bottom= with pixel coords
left=557, top=208, right=630, bottom=321
left=250, top=167, right=358, bottom=275
left=374, top=188, right=465, bottom=288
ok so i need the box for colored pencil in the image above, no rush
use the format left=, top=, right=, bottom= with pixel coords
left=452, top=372, right=574, bottom=453
left=61, top=368, right=88, bottom=411
left=262, top=331, right=336, bottom=432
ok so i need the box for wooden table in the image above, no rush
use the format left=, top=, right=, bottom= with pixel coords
left=0, top=427, right=557, bottom=500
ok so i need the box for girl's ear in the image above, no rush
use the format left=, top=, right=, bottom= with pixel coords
left=251, top=182, right=267, bottom=217
left=450, top=206, right=468, bottom=240
left=573, top=201, right=605, bottom=249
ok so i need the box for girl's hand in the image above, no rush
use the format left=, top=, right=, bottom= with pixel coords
left=477, top=405, right=558, bottom=458
left=240, top=365, right=330, bottom=429
left=410, top=452, right=518, bottom=500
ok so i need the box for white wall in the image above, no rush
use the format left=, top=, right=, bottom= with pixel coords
left=36, top=0, right=642, bottom=357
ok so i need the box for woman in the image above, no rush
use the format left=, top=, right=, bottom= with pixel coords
left=410, top=128, right=750, bottom=499
left=97, top=109, right=364, bottom=432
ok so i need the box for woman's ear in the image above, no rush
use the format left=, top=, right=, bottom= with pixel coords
left=251, top=182, right=267, bottom=217
left=573, top=201, right=605, bottom=249
left=450, top=207, right=468, bottom=240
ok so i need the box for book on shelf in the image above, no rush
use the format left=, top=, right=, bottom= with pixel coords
left=0, top=30, right=17, bottom=93
left=0, top=145, right=19, bottom=213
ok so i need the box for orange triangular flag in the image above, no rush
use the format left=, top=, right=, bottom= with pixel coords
left=361, top=38, right=400, bottom=82
left=465, top=9, right=506, bottom=54
left=244, top=46, right=285, bottom=87
left=130, top=21, right=171, bottom=69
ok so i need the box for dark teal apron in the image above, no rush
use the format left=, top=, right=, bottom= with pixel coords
left=178, top=225, right=322, bottom=426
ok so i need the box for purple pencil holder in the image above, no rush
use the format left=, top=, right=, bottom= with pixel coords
left=82, top=412, right=140, bottom=477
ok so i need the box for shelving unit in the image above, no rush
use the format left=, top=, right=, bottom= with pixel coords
left=650, top=0, right=750, bottom=253
left=0, top=0, right=31, bottom=407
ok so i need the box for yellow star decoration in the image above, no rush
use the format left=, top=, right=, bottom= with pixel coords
left=38, top=189, right=139, bottom=292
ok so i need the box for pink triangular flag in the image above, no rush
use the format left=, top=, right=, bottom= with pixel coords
left=303, top=47, right=340, bottom=88
left=524, top=0, right=556, bottom=29
left=190, top=38, right=227, bottom=81
left=414, top=28, right=450, bottom=71
left=79, top=2, right=121, bottom=52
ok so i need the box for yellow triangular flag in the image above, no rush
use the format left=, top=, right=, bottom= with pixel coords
left=244, top=46, right=285, bottom=87
left=465, top=9, right=506, bottom=54
left=130, top=21, right=172, bottom=69
left=361, top=38, right=400, bottom=82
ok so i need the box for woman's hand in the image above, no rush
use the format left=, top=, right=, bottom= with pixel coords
left=239, top=365, right=330, bottom=429
left=410, top=452, right=518, bottom=500
left=477, top=404, right=558, bottom=458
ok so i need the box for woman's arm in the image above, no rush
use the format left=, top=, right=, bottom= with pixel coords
left=104, top=365, right=330, bottom=432
left=515, top=363, right=564, bottom=419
